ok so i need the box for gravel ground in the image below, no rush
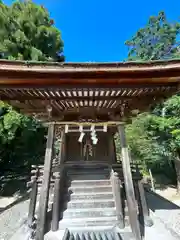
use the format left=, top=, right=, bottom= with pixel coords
left=0, top=188, right=53, bottom=240
left=42, top=214, right=180, bottom=240
left=145, top=212, right=180, bottom=240
left=8, top=214, right=180, bottom=240
left=0, top=198, right=29, bottom=240
left=146, top=190, right=180, bottom=238
left=1, top=190, right=180, bottom=240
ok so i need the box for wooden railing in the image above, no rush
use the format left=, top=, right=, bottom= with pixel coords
left=27, top=165, right=39, bottom=227
left=27, top=165, right=56, bottom=229
left=112, top=163, right=143, bottom=180
left=27, top=161, right=153, bottom=240
left=112, top=163, right=153, bottom=229
left=111, top=170, right=125, bottom=228
left=27, top=164, right=66, bottom=233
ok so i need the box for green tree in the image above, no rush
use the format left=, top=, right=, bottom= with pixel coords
left=146, top=96, right=180, bottom=192
left=0, top=0, right=64, bottom=61
left=126, top=113, right=161, bottom=172
left=0, top=1, right=64, bottom=195
left=0, top=101, right=45, bottom=166
left=125, top=11, right=180, bottom=192
left=125, top=11, right=180, bottom=61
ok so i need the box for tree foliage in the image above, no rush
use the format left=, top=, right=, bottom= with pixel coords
left=126, top=114, right=161, bottom=170
left=0, top=0, right=64, bottom=61
left=125, top=11, right=180, bottom=191
left=125, top=11, right=180, bottom=61
left=0, top=101, right=46, bottom=169
left=0, top=1, right=64, bottom=195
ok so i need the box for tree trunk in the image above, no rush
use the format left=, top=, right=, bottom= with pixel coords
left=174, top=153, right=180, bottom=194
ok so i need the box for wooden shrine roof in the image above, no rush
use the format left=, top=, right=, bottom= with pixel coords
left=0, top=59, right=180, bottom=121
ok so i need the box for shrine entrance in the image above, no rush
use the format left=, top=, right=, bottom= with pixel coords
left=0, top=60, right=180, bottom=240
left=65, top=125, right=116, bottom=163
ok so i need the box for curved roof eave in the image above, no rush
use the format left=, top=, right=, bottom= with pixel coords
left=0, top=58, right=180, bottom=73
left=0, top=59, right=180, bottom=87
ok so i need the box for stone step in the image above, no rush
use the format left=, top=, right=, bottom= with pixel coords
left=114, top=231, right=135, bottom=240
left=63, top=207, right=130, bottom=220
left=67, top=169, right=110, bottom=176
left=68, top=192, right=114, bottom=201
left=61, top=216, right=130, bottom=227
left=59, top=225, right=116, bottom=232
left=67, top=199, right=115, bottom=209
left=44, top=228, right=134, bottom=240
left=63, top=207, right=117, bottom=218
left=67, top=174, right=110, bottom=181
left=69, top=185, right=112, bottom=194
left=70, top=228, right=134, bottom=240
left=59, top=216, right=118, bottom=228
left=59, top=217, right=129, bottom=230
left=67, top=168, right=109, bottom=173
left=114, top=230, right=134, bottom=240
left=70, top=179, right=111, bottom=187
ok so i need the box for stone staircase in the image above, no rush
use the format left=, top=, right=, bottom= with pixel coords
left=57, top=166, right=134, bottom=239
left=62, top=229, right=134, bottom=240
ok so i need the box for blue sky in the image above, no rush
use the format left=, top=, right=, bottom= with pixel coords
left=4, top=0, right=180, bottom=62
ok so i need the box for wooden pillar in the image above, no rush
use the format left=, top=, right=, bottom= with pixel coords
left=58, top=128, right=65, bottom=165
left=117, top=124, right=141, bottom=240
left=36, top=124, right=55, bottom=240
left=51, top=171, right=61, bottom=231
left=113, top=137, right=117, bottom=163
left=28, top=167, right=38, bottom=227
left=109, top=132, right=116, bottom=163
left=52, top=127, right=65, bottom=231
left=111, top=171, right=124, bottom=228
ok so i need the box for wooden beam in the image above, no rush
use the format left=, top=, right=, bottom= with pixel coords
left=18, top=107, right=123, bottom=118
left=117, top=124, right=141, bottom=240
left=45, top=121, right=122, bottom=126
left=0, top=72, right=178, bottom=88
left=36, top=123, right=55, bottom=240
